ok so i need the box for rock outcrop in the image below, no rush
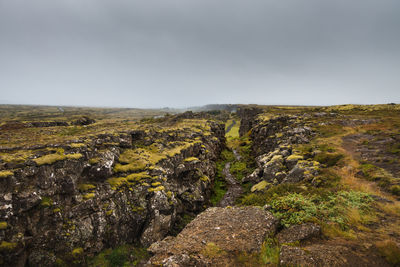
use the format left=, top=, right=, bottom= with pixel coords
left=0, top=120, right=225, bottom=266
left=242, top=115, right=317, bottom=188
left=147, top=206, right=278, bottom=266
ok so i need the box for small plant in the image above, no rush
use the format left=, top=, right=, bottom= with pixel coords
left=390, top=185, right=400, bottom=196
left=260, top=238, right=280, bottom=265
left=376, top=240, right=400, bottom=266
left=41, top=196, right=53, bottom=208
left=314, top=152, right=343, bottom=167
left=201, top=242, right=227, bottom=259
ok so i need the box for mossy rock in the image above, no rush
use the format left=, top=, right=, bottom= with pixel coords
left=251, top=180, right=270, bottom=192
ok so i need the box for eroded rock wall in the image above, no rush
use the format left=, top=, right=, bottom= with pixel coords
left=0, top=122, right=225, bottom=266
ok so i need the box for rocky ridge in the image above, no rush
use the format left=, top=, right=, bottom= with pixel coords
left=0, top=119, right=225, bottom=266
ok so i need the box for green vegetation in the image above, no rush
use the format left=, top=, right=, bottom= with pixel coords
left=72, top=247, right=84, bottom=257
left=88, top=245, right=149, bottom=267
left=230, top=161, right=247, bottom=181
left=0, top=241, right=17, bottom=251
left=225, top=119, right=239, bottom=138
left=242, top=189, right=373, bottom=229
left=184, top=157, right=199, bottom=162
left=0, top=221, right=7, bottom=230
left=148, top=185, right=165, bottom=192
left=210, top=149, right=233, bottom=205
left=83, top=193, right=95, bottom=200
left=0, top=170, right=13, bottom=178
left=260, top=238, right=280, bottom=265
left=41, top=196, right=53, bottom=208
left=201, top=242, right=227, bottom=259
left=359, top=163, right=396, bottom=193
left=78, top=184, right=96, bottom=192
left=34, top=149, right=82, bottom=166
left=376, top=240, right=400, bottom=266
left=314, top=152, right=344, bottom=167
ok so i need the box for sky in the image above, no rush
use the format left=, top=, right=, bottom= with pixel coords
left=0, top=0, right=399, bottom=108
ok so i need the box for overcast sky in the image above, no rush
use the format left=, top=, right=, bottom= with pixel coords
left=0, top=0, right=399, bottom=108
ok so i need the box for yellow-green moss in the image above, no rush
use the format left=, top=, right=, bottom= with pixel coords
left=72, top=247, right=84, bottom=257
left=78, top=183, right=96, bottom=192
left=34, top=152, right=82, bottom=166
left=287, top=154, right=304, bottom=161
left=89, top=157, right=100, bottom=164
left=41, top=197, right=53, bottom=208
left=151, top=182, right=161, bottom=187
left=0, top=221, right=7, bottom=230
left=53, top=208, right=61, bottom=213
left=69, top=143, right=85, bottom=148
left=106, top=177, right=128, bottom=190
left=200, top=175, right=210, bottom=182
left=126, top=172, right=151, bottom=182
left=0, top=241, right=17, bottom=251
left=251, top=180, right=269, bottom=192
left=184, top=157, right=199, bottom=162
left=148, top=186, right=165, bottom=192
left=83, top=193, right=95, bottom=200
left=166, top=191, right=173, bottom=199
left=106, top=210, right=113, bottom=216
left=0, top=170, right=13, bottom=178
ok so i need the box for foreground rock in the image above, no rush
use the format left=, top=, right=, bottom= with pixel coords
left=147, top=206, right=278, bottom=266
left=276, top=223, right=321, bottom=244
left=279, top=240, right=391, bottom=267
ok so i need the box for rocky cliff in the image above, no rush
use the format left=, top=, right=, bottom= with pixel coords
left=0, top=119, right=225, bottom=266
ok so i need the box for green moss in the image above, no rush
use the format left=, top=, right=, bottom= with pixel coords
left=106, top=210, right=113, bottom=216
left=200, top=175, right=210, bottom=182
left=184, top=157, right=199, bottom=162
left=126, top=172, right=151, bottom=182
left=287, top=154, right=304, bottom=161
left=34, top=152, right=82, bottom=166
left=41, top=196, right=53, bottom=208
left=113, top=162, right=147, bottom=173
left=260, top=238, right=280, bottom=265
left=78, top=183, right=96, bottom=192
left=72, top=247, right=84, bottom=257
left=0, top=221, right=7, bottom=230
left=88, top=245, right=149, bottom=267
left=166, top=191, right=173, bottom=199
left=69, top=143, right=85, bottom=148
left=151, top=182, right=161, bottom=187
left=314, top=152, right=343, bottom=167
left=53, top=208, right=61, bottom=213
left=0, top=170, right=13, bottom=178
left=106, top=177, right=128, bottom=190
left=230, top=161, right=249, bottom=180
left=201, top=242, right=227, bottom=259
left=83, top=193, right=95, bottom=200
left=148, top=185, right=165, bottom=192
left=0, top=241, right=17, bottom=251
left=89, top=157, right=100, bottom=164
left=251, top=180, right=269, bottom=192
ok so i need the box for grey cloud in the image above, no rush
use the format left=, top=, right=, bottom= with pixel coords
left=0, top=0, right=399, bottom=107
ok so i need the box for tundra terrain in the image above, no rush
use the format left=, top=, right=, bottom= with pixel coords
left=0, top=104, right=399, bottom=266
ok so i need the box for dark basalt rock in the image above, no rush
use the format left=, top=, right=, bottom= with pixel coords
left=0, top=122, right=225, bottom=266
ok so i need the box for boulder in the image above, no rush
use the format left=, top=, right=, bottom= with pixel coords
left=277, top=223, right=321, bottom=244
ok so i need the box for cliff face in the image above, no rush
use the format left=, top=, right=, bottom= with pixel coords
left=241, top=114, right=317, bottom=188
left=237, top=107, right=263, bottom=136
left=0, top=120, right=225, bottom=266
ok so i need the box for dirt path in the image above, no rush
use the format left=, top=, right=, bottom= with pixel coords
left=217, top=161, right=243, bottom=207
